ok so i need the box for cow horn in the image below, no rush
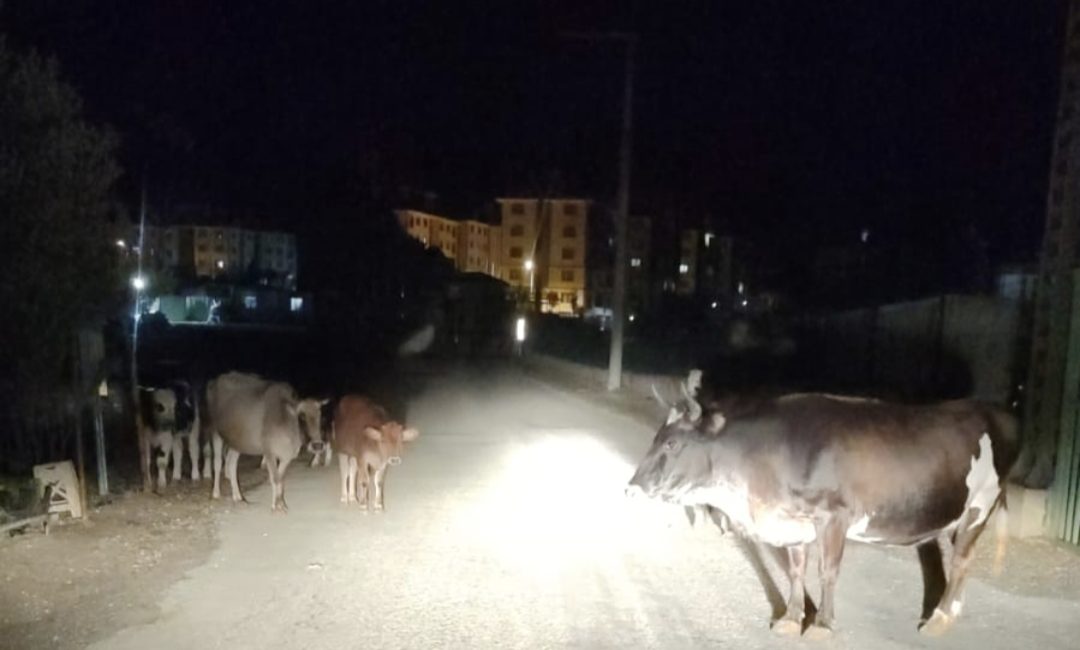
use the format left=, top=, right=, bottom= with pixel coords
left=650, top=384, right=671, bottom=408
left=681, top=381, right=702, bottom=421
left=686, top=369, right=703, bottom=398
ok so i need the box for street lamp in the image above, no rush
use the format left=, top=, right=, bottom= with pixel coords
left=131, top=275, right=148, bottom=291
left=524, top=259, right=535, bottom=308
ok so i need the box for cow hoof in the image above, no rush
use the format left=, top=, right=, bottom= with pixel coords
left=919, top=609, right=953, bottom=637
left=804, top=625, right=833, bottom=641
left=771, top=618, right=802, bottom=637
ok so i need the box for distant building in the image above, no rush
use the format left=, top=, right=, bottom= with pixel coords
left=129, top=223, right=298, bottom=290
left=397, top=198, right=589, bottom=316
left=673, top=228, right=745, bottom=301
left=396, top=210, right=496, bottom=275
left=587, top=214, right=653, bottom=321
left=494, top=198, right=588, bottom=315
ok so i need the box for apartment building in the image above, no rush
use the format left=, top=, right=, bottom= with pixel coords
left=129, top=223, right=297, bottom=290
left=494, top=198, right=588, bottom=315
left=398, top=198, right=589, bottom=315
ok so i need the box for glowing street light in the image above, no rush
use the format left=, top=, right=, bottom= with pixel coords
left=116, top=239, right=127, bottom=249
left=131, top=275, right=147, bottom=291
left=523, top=259, right=534, bottom=271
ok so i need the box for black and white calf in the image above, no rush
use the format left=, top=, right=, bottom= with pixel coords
left=139, top=381, right=208, bottom=489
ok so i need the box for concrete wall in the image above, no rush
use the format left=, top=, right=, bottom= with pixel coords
left=808, top=295, right=1023, bottom=403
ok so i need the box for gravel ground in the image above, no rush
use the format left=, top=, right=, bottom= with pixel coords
left=4, top=362, right=1080, bottom=650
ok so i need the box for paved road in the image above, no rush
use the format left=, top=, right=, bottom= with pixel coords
left=91, top=365, right=1080, bottom=649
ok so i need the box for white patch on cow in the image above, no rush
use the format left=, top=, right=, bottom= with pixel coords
left=693, top=484, right=816, bottom=547
left=964, top=433, right=1000, bottom=531
left=666, top=407, right=681, bottom=425
left=846, top=514, right=883, bottom=543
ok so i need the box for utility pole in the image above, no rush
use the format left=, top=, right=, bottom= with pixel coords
left=561, top=31, right=636, bottom=391
left=131, top=177, right=151, bottom=492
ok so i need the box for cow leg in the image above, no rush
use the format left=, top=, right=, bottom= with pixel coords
left=372, top=466, right=386, bottom=511
left=225, top=448, right=243, bottom=502
left=155, top=433, right=173, bottom=490
left=806, top=516, right=849, bottom=639
left=188, top=433, right=201, bottom=481
left=201, top=440, right=212, bottom=480
left=921, top=503, right=997, bottom=637
left=171, top=435, right=184, bottom=481
left=274, top=456, right=292, bottom=513
left=211, top=432, right=224, bottom=499
left=772, top=544, right=808, bottom=636
left=357, top=462, right=371, bottom=510
left=917, top=540, right=947, bottom=624
left=338, top=453, right=351, bottom=503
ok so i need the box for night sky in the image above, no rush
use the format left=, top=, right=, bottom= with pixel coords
left=2, top=0, right=1067, bottom=281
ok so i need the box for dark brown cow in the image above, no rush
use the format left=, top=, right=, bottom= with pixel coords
left=332, top=395, right=419, bottom=511
left=627, top=380, right=1018, bottom=639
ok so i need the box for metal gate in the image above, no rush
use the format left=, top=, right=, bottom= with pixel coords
left=1048, top=269, right=1080, bottom=545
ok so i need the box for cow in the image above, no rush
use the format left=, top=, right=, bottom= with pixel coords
left=138, top=381, right=207, bottom=489
left=204, top=371, right=326, bottom=512
left=626, top=377, right=1019, bottom=639
left=332, top=395, right=419, bottom=511
left=259, top=397, right=332, bottom=468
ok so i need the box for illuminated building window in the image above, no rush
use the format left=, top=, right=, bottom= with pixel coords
left=679, top=263, right=690, bottom=274
left=631, top=257, right=642, bottom=268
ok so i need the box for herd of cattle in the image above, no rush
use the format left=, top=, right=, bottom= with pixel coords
left=139, top=366, right=1020, bottom=639
left=138, top=371, right=418, bottom=513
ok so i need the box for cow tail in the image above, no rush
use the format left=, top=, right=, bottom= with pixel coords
left=992, top=496, right=1008, bottom=576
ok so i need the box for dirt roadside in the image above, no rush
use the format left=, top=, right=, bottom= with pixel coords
left=0, top=476, right=235, bottom=650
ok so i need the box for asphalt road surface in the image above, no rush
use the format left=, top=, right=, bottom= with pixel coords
left=90, top=365, right=1080, bottom=649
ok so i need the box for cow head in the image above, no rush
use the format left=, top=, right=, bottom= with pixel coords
left=363, top=421, right=420, bottom=466
left=297, top=398, right=330, bottom=455
left=626, top=384, right=727, bottom=504
left=151, top=388, right=178, bottom=431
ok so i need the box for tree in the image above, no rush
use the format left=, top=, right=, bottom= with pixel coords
left=0, top=39, right=122, bottom=467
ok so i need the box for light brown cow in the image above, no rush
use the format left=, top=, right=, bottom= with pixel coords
left=332, top=395, right=419, bottom=511
left=205, top=371, right=324, bottom=512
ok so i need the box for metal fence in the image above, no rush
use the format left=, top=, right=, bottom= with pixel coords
left=1048, top=270, right=1080, bottom=545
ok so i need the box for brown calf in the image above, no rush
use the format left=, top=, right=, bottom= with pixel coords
left=332, top=395, right=419, bottom=511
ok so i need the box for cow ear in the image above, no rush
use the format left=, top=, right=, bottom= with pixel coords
left=402, top=427, right=419, bottom=442
left=705, top=412, right=726, bottom=435
left=666, top=407, right=681, bottom=425
left=364, top=427, right=383, bottom=441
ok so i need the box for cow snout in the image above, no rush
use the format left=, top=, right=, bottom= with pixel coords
left=307, top=441, right=325, bottom=454
left=625, top=484, right=646, bottom=499
left=388, top=456, right=402, bottom=466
